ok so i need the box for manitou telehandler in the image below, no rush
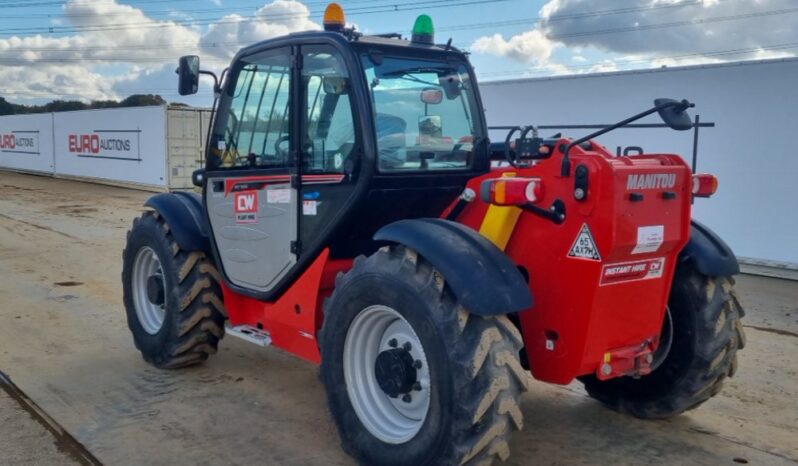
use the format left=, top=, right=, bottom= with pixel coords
left=122, top=4, right=746, bottom=465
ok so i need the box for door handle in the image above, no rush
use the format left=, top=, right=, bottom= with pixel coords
left=212, top=181, right=224, bottom=192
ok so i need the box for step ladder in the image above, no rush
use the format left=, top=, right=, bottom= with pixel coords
left=225, top=323, right=272, bottom=347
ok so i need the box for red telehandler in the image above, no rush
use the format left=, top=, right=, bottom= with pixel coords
left=122, top=5, right=745, bottom=465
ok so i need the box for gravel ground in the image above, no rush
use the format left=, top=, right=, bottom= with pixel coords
left=0, top=170, right=796, bottom=465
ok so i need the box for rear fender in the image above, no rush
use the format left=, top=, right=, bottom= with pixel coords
left=144, top=192, right=210, bottom=253
left=374, top=218, right=533, bottom=316
left=680, top=220, right=739, bottom=277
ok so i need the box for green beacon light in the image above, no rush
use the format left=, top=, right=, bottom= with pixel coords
left=412, top=14, right=434, bottom=45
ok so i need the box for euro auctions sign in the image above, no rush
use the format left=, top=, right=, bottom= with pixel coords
left=52, top=106, right=167, bottom=187
left=67, top=130, right=141, bottom=161
left=0, top=131, right=40, bottom=155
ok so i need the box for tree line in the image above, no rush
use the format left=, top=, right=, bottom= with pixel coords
left=0, top=94, right=181, bottom=116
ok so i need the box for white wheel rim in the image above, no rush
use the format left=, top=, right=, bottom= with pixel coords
left=343, top=305, right=431, bottom=444
left=131, top=246, right=166, bottom=335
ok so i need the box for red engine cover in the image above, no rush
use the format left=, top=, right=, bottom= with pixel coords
left=455, top=142, right=692, bottom=384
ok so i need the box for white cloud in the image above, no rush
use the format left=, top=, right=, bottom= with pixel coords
left=471, top=29, right=558, bottom=63
left=0, top=0, right=318, bottom=103
left=201, top=0, right=320, bottom=60
left=471, top=0, right=797, bottom=75
left=539, top=0, right=798, bottom=58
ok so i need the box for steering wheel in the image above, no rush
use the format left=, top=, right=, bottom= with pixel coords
left=504, top=126, right=522, bottom=168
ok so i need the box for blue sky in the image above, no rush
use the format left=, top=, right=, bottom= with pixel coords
left=0, top=0, right=793, bottom=106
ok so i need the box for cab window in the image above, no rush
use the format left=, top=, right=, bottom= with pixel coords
left=361, top=54, right=482, bottom=172
left=303, top=48, right=356, bottom=174
left=209, top=48, right=291, bottom=170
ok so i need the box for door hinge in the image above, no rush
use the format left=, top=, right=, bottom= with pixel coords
left=291, top=240, right=302, bottom=256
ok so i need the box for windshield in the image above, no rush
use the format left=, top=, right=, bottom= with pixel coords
left=361, top=54, right=482, bottom=172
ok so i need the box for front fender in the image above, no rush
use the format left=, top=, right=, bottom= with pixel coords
left=680, top=220, right=739, bottom=277
left=374, top=218, right=533, bottom=316
left=144, top=192, right=210, bottom=253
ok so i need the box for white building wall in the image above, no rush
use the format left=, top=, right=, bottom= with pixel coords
left=0, top=113, right=54, bottom=174
left=480, top=58, right=798, bottom=267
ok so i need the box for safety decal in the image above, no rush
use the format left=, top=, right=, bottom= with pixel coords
left=234, top=190, right=258, bottom=224
left=600, top=257, right=665, bottom=286
left=632, top=225, right=664, bottom=255
left=568, top=223, right=601, bottom=261
left=303, top=200, right=318, bottom=216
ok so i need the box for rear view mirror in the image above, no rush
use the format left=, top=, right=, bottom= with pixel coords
left=439, top=73, right=462, bottom=100
left=323, top=76, right=348, bottom=95
left=178, top=55, right=200, bottom=96
left=655, top=98, right=694, bottom=131
left=421, top=88, right=443, bottom=105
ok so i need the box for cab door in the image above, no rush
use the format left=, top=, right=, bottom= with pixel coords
left=204, top=46, right=299, bottom=293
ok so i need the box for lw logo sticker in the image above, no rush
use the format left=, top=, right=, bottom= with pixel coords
left=234, top=191, right=258, bottom=224
left=568, top=224, right=601, bottom=261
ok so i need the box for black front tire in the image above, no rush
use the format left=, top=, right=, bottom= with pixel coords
left=122, top=210, right=226, bottom=369
left=320, top=246, right=530, bottom=466
left=580, top=262, right=746, bottom=419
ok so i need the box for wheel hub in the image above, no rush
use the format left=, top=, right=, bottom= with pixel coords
left=375, top=348, right=418, bottom=398
left=146, top=275, right=165, bottom=306
left=131, top=246, right=166, bottom=335
left=343, top=305, right=432, bottom=444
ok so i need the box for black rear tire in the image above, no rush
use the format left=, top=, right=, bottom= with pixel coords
left=320, top=246, right=530, bottom=466
left=122, top=210, right=226, bottom=369
left=580, top=262, right=746, bottom=419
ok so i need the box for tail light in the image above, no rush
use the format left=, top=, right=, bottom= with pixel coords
left=481, top=177, right=545, bottom=206
left=692, top=174, right=718, bottom=198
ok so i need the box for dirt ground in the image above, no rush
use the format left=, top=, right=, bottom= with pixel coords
left=0, top=386, right=80, bottom=466
left=0, top=170, right=796, bottom=466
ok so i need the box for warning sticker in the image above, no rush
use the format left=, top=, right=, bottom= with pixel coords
left=568, top=224, right=601, bottom=261
left=302, top=200, right=318, bottom=216
left=600, top=257, right=665, bottom=286
left=234, top=190, right=259, bottom=224
left=266, top=188, right=291, bottom=204
left=632, top=225, right=664, bottom=255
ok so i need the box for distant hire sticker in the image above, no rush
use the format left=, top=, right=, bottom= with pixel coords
left=600, top=257, right=665, bottom=286
left=568, top=223, right=601, bottom=261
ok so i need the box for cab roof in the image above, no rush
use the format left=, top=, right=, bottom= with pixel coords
left=238, top=30, right=466, bottom=58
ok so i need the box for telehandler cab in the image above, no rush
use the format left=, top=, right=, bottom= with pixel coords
left=122, top=4, right=746, bottom=465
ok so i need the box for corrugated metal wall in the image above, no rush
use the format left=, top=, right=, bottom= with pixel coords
left=480, top=58, right=798, bottom=268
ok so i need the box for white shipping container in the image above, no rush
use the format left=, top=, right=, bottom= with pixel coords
left=480, top=58, right=798, bottom=270
left=0, top=113, right=54, bottom=175
left=0, top=105, right=212, bottom=191
left=53, top=106, right=168, bottom=188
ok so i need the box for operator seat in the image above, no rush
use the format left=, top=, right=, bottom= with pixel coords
left=375, top=113, right=407, bottom=169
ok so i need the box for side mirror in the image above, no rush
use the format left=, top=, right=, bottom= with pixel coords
left=655, top=98, right=694, bottom=131
left=420, top=88, right=443, bottom=105
left=178, top=55, right=200, bottom=96
left=192, top=168, right=205, bottom=187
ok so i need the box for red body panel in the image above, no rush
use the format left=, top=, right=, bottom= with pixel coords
left=222, top=249, right=352, bottom=364
left=455, top=142, right=692, bottom=384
